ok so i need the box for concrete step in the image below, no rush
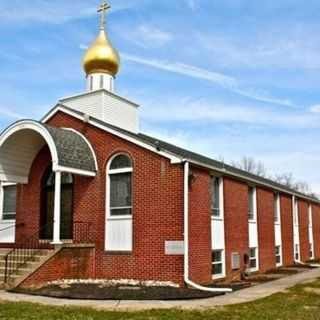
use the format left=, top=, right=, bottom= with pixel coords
left=0, top=259, right=44, bottom=269
left=0, top=249, right=55, bottom=288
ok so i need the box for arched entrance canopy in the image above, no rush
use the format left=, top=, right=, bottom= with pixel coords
left=0, top=120, right=98, bottom=184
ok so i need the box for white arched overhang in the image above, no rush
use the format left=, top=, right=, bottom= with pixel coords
left=0, top=120, right=97, bottom=184
left=0, top=120, right=98, bottom=244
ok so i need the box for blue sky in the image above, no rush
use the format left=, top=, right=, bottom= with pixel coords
left=1, top=0, right=320, bottom=192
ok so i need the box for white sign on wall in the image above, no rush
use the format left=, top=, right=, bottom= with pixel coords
left=165, top=241, right=184, bottom=255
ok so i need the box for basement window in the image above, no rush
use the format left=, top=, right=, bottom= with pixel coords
left=212, top=250, right=224, bottom=277
left=249, top=247, right=258, bottom=271
left=275, top=246, right=282, bottom=266
left=295, top=244, right=300, bottom=261
left=210, top=177, right=221, bottom=217
left=310, top=243, right=314, bottom=259
left=2, top=185, right=16, bottom=221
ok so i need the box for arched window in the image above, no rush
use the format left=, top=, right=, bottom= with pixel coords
left=106, top=154, right=133, bottom=251
left=108, top=154, right=133, bottom=216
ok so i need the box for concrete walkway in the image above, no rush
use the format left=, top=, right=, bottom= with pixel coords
left=0, top=268, right=319, bottom=311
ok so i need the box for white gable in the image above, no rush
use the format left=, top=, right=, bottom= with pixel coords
left=59, top=89, right=140, bottom=133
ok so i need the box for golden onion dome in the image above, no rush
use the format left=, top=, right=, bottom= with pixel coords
left=83, top=29, right=120, bottom=77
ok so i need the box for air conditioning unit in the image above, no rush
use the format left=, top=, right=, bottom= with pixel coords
left=231, top=252, right=241, bottom=270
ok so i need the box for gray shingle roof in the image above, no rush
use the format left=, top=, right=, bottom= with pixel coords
left=44, top=125, right=96, bottom=173
left=43, top=104, right=318, bottom=203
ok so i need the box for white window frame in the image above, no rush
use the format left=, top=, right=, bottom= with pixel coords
left=275, top=245, right=282, bottom=267
left=212, top=249, right=225, bottom=279
left=274, top=193, right=280, bottom=224
left=249, top=247, right=259, bottom=272
left=105, top=153, right=133, bottom=252
left=293, top=196, right=301, bottom=262
left=107, top=155, right=133, bottom=221
left=210, top=176, right=223, bottom=219
left=0, top=182, right=17, bottom=222
left=248, top=186, right=257, bottom=222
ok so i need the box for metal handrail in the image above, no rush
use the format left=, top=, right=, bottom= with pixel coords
left=4, top=221, right=94, bottom=283
left=4, top=223, right=50, bottom=283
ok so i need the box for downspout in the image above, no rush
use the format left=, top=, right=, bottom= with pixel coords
left=183, top=161, right=232, bottom=293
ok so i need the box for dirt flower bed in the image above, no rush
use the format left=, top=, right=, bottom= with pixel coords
left=13, top=283, right=225, bottom=300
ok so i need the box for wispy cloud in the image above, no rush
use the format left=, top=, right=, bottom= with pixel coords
left=140, top=97, right=314, bottom=128
left=123, top=53, right=294, bottom=107
left=130, top=25, right=173, bottom=48
left=310, top=104, right=320, bottom=113
left=0, top=107, right=25, bottom=120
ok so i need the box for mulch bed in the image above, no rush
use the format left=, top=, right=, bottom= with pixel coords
left=12, top=284, right=228, bottom=301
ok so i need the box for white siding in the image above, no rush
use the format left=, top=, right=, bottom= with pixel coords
left=293, top=196, right=301, bottom=262
left=0, top=183, right=15, bottom=243
left=0, top=130, right=46, bottom=182
left=275, top=224, right=282, bottom=246
left=249, top=221, right=259, bottom=248
left=105, top=218, right=132, bottom=251
left=211, top=219, right=224, bottom=249
left=60, top=90, right=139, bottom=133
left=0, top=222, right=15, bottom=243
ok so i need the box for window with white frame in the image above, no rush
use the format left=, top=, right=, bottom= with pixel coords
left=294, top=199, right=299, bottom=225
left=1, top=185, right=17, bottom=221
left=210, top=177, right=221, bottom=217
left=295, top=244, right=300, bottom=261
left=249, top=247, right=258, bottom=270
left=274, top=193, right=280, bottom=223
left=108, top=154, right=133, bottom=216
left=212, top=250, right=224, bottom=276
left=308, top=204, right=313, bottom=227
left=275, top=246, right=281, bottom=265
left=310, top=243, right=314, bottom=259
left=248, top=187, right=255, bottom=221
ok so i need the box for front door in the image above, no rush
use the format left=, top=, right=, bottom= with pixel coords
left=40, top=169, right=74, bottom=240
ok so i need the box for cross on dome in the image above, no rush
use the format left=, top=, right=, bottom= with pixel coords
left=98, top=1, right=111, bottom=30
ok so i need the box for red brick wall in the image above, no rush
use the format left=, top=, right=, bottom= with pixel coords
left=20, top=247, right=95, bottom=288
left=312, top=204, right=320, bottom=259
left=46, top=112, right=185, bottom=284
left=257, top=188, right=276, bottom=272
left=298, top=200, right=310, bottom=262
left=224, top=177, right=249, bottom=279
left=15, top=146, right=52, bottom=245
left=280, top=194, right=294, bottom=266
left=5, top=108, right=320, bottom=286
left=188, top=166, right=211, bottom=284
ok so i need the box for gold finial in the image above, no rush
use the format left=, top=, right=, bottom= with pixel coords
left=82, top=0, right=120, bottom=77
left=98, top=1, right=111, bottom=30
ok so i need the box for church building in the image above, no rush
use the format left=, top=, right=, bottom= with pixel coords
left=0, top=2, right=319, bottom=290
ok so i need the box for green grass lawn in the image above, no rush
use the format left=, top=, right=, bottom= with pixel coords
left=1, top=279, right=320, bottom=320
